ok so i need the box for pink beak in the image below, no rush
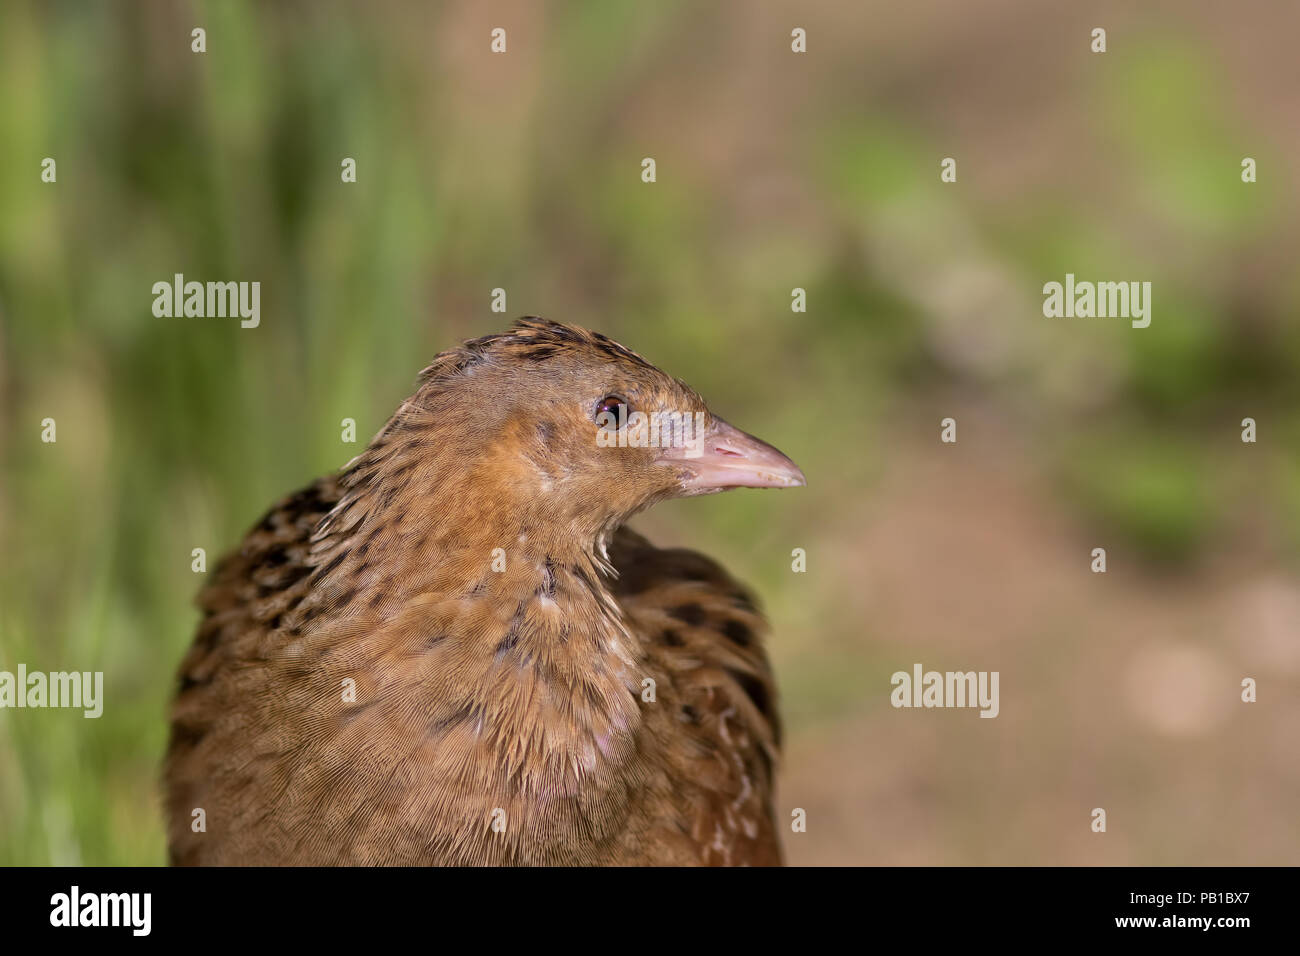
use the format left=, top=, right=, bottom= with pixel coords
left=659, top=418, right=806, bottom=495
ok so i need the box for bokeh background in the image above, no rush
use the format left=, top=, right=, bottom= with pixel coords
left=2, top=0, right=1298, bottom=865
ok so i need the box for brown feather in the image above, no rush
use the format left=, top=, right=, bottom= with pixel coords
left=164, top=318, right=797, bottom=866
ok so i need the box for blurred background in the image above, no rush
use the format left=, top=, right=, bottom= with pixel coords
left=1, top=0, right=1298, bottom=865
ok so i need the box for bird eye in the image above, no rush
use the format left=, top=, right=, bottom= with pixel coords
left=594, top=394, right=630, bottom=424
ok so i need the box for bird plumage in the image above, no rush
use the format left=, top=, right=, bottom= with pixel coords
left=165, top=317, right=802, bottom=865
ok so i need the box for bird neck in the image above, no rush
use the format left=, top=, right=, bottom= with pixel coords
left=305, top=441, right=651, bottom=804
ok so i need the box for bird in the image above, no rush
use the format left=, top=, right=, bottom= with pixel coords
left=164, top=317, right=805, bottom=865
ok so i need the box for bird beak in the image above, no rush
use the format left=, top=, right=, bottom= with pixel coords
left=659, top=417, right=806, bottom=494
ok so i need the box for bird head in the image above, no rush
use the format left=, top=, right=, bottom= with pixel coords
left=349, top=317, right=804, bottom=559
